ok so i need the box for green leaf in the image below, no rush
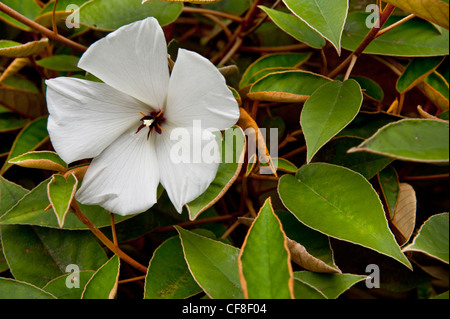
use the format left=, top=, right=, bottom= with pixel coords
left=342, top=13, right=449, bottom=57
left=293, top=279, right=327, bottom=299
left=248, top=70, right=331, bottom=102
left=82, top=255, right=120, bottom=299
left=176, top=226, right=243, bottom=299
left=9, top=151, right=68, bottom=172
left=47, top=173, right=78, bottom=228
left=349, top=119, right=449, bottom=163
left=238, top=198, right=294, bottom=299
left=240, top=52, right=312, bottom=89
left=144, top=236, right=202, bottom=299
left=403, top=213, right=449, bottom=264
left=258, top=6, right=326, bottom=49
left=0, top=225, right=108, bottom=287
left=186, top=127, right=245, bottom=220
left=0, top=177, right=131, bottom=229
left=301, top=79, right=363, bottom=163
left=278, top=163, right=411, bottom=269
left=36, top=55, right=81, bottom=72
left=43, top=270, right=96, bottom=299
left=282, top=0, right=349, bottom=53
left=0, top=116, right=49, bottom=174
left=0, top=278, right=56, bottom=299
left=397, top=57, right=445, bottom=93
left=381, top=0, right=449, bottom=29
left=0, top=112, right=30, bottom=133
left=0, top=0, right=41, bottom=31
left=0, top=38, right=49, bottom=58
left=0, top=176, right=28, bottom=216
left=78, top=0, right=183, bottom=30
left=294, top=271, right=366, bottom=299
left=378, top=166, right=400, bottom=219
left=313, top=136, right=393, bottom=180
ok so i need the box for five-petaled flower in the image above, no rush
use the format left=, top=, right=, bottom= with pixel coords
left=45, top=18, right=240, bottom=216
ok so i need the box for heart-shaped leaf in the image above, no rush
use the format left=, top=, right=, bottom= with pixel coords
left=47, top=173, right=78, bottom=228
left=282, top=0, right=349, bottom=54
left=238, top=198, right=294, bottom=299
left=301, top=79, right=363, bottom=163
left=278, top=163, right=411, bottom=269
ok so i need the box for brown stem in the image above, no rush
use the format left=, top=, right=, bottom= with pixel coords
left=70, top=200, right=147, bottom=273
left=239, top=43, right=309, bottom=53
left=328, top=4, right=395, bottom=78
left=182, top=7, right=243, bottom=23
left=0, top=1, right=87, bottom=52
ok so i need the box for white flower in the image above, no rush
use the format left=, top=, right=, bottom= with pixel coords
left=45, top=18, right=240, bottom=216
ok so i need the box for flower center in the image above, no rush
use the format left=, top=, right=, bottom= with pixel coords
left=136, top=110, right=166, bottom=139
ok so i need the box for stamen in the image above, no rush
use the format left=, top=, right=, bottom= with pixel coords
left=136, top=110, right=166, bottom=140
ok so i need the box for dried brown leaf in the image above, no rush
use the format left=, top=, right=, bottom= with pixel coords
left=391, top=183, right=417, bottom=246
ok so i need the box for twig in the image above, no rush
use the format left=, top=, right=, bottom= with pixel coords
left=239, top=43, right=309, bottom=53
left=70, top=200, right=147, bottom=273
left=52, top=0, right=59, bottom=36
left=376, top=14, right=415, bottom=37
left=328, top=4, right=395, bottom=78
left=182, top=7, right=243, bottom=23
left=0, top=1, right=87, bottom=52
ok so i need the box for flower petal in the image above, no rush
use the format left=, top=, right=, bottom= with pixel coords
left=78, top=17, right=169, bottom=109
left=76, top=127, right=160, bottom=216
left=165, top=49, right=240, bottom=130
left=46, top=77, right=148, bottom=164
left=156, top=126, right=220, bottom=213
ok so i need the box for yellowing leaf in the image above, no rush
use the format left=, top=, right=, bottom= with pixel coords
left=286, top=239, right=341, bottom=274
left=391, top=183, right=417, bottom=246
left=0, top=38, right=48, bottom=58
left=382, top=0, right=449, bottom=29
left=9, top=151, right=68, bottom=173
